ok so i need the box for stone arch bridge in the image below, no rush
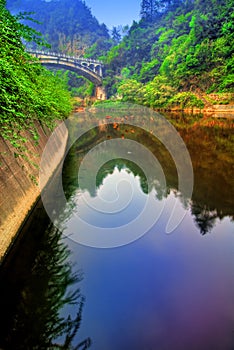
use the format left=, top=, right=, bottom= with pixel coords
left=27, top=50, right=106, bottom=100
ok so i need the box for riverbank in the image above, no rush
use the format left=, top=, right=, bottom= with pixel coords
left=86, top=98, right=234, bottom=116
left=155, top=105, right=234, bottom=119
left=0, top=122, right=68, bottom=263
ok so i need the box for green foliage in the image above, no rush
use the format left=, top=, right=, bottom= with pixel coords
left=7, top=0, right=110, bottom=56
left=118, top=79, right=144, bottom=104
left=143, top=76, right=176, bottom=108
left=158, top=28, right=175, bottom=43
left=139, top=58, right=160, bottom=82
left=7, top=0, right=234, bottom=106
left=73, top=81, right=95, bottom=99
left=140, top=0, right=177, bottom=21
left=106, top=0, right=234, bottom=104
left=111, top=26, right=122, bottom=45
left=84, top=38, right=113, bottom=59
left=117, top=76, right=176, bottom=108
left=167, top=92, right=205, bottom=109
left=0, top=4, right=71, bottom=152
left=14, top=11, right=49, bottom=47
left=56, top=70, right=95, bottom=98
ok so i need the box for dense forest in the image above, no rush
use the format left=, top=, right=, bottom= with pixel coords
left=6, top=0, right=116, bottom=97
left=103, top=0, right=234, bottom=107
left=0, top=0, right=71, bottom=149
left=4, top=0, right=234, bottom=107
left=6, top=0, right=111, bottom=55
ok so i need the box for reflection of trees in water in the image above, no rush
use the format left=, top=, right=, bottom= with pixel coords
left=96, top=159, right=149, bottom=194
left=0, top=224, right=91, bottom=350
left=64, top=121, right=178, bottom=198
left=96, top=160, right=172, bottom=201
left=63, top=119, right=233, bottom=237
left=191, top=204, right=219, bottom=235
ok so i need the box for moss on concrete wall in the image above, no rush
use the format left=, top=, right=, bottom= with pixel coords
left=0, top=122, right=68, bottom=262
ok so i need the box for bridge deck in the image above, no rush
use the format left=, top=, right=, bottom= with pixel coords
left=27, top=50, right=104, bottom=85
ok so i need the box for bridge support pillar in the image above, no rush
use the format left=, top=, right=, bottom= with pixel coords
left=96, top=86, right=106, bottom=100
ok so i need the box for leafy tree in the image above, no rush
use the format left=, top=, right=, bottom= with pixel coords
left=139, top=58, right=160, bottom=82
left=111, top=26, right=122, bottom=45
left=84, top=37, right=113, bottom=59
left=141, top=0, right=183, bottom=20
left=140, top=0, right=157, bottom=21
left=7, top=0, right=234, bottom=102
left=7, top=0, right=110, bottom=55
left=0, top=2, right=71, bottom=151
left=112, top=0, right=234, bottom=103
left=117, top=79, right=145, bottom=103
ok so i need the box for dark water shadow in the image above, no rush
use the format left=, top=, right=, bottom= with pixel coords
left=0, top=199, right=91, bottom=350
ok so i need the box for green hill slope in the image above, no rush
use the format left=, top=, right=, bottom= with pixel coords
left=6, top=0, right=111, bottom=55
left=103, top=0, right=234, bottom=106
left=0, top=1, right=71, bottom=149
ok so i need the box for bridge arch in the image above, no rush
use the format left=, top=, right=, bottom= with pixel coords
left=28, top=50, right=104, bottom=87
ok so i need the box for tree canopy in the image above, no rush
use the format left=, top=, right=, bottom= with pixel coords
left=0, top=2, right=71, bottom=149
left=103, top=0, right=234, bottom=105
left=6, top=0, right=111, bottom=55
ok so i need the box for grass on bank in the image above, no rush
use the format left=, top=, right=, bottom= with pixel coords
left=0, top=4, right=72, bottom=155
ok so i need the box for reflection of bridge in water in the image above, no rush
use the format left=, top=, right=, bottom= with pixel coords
left=27, top=50, right=106, bottom=100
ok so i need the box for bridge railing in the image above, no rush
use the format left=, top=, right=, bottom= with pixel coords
left=26, top=49, right=103, bottom=66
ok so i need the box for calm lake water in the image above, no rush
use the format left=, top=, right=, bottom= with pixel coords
left=0, top=110, right=233, bottom=350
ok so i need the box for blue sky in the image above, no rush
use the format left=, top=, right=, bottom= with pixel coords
left=84, top=0, right=141, bottom=28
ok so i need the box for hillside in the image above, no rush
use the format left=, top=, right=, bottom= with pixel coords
left=103, top=0, right=234, bottom=107
left=6, top=0, right=234, bottom=106
left=0, top=1, right=71, bottom=149
left=6, top=0, right=111, bottom=55
left=6, top=0, right=114, bottom=98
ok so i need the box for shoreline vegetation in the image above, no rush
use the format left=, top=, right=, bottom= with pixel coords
left=73, top=95, right=234, bottom=116
left=0, top=0, right=233, bottom=266
left=0, top=2, right=71, bottom=260
left=0, top=2, right=72, bottom=154
left=5, top=0, right=234, bottom=113
left=1, top=0, right=233, bottom=150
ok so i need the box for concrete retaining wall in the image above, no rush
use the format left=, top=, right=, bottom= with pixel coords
left=0, top=122, right=68, bottom=262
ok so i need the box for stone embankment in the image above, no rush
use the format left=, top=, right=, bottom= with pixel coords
left=166, top=104, right=234, bottom=116
left=0, top=122, right=68, bottom=262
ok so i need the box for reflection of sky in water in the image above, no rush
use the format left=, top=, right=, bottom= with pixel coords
left=62, top=165, right=167, bottom=247
left=70, top=168, right=148, bottom=228
left=61, top=166, right=234, bottom=350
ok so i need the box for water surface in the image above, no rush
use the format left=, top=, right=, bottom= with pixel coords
left=0, top=112, right=233, bottom=350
